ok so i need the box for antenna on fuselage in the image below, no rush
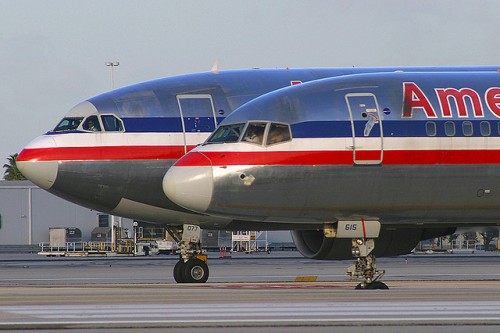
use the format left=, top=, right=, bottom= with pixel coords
left=211, top=59, right=220, bottom=74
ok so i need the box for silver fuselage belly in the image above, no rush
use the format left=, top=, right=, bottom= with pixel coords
left=208, top=164, right=500, bottom=225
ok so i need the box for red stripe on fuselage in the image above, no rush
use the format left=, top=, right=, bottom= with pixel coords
left=17, top=146, right=196, bottom=162
left=174, top=150, right=500, bottom=166
left=18, top=146, right=500, bottom=165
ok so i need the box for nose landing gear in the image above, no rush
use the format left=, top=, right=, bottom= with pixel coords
left=325, top=220, right=388, bottom=290
left=167, top=224, right=209, bottom=284
left=346, top=238, right=388, bottom=289
left=173, top=254, right=209, bottom=283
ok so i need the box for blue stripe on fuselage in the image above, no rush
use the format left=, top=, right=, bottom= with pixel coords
left=122, top=117, right=226, bottom=132
left=46, top=119, right=500, bottom=137
left=291, top=120, right=500, bottom=138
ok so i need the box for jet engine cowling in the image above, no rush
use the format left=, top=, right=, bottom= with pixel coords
left=291, top=227, right=456, bottom=260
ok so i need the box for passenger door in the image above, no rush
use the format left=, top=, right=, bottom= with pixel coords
left=345, top=93, right=383, bottom=165
left=177, top=94, right=218, bottom=153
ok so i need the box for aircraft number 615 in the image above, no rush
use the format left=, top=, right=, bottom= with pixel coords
left=345, top=224, right=358, bottom=231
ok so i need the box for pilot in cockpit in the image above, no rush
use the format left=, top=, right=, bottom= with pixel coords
left=82, top=116, right=101, bottom=132
left=86, top=120, right=98, bottom=131
left=243, top=125, right=265, bottom=144
left=267, top=125, right=291, bottom=145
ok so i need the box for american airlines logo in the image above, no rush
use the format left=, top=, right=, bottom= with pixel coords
left=402, top=82, right=500, bottom=118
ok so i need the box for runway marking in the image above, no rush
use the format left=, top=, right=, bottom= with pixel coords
left=1, top=301, right=500, bottom=326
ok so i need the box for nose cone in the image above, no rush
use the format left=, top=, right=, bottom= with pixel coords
left=17, top=136, right=58, bottom=190
left=163, top=152, right=213, bottom=213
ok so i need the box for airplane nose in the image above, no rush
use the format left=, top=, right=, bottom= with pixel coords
left=163, top=152, right=213, bottom=213
left=16, top=136, right=59, bottom=190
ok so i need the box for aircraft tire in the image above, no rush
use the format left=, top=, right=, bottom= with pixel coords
left=355, top=281, right=389, bottom=290
left=368, top=281, right=389, bottom=289
left=173, top=260, right=185, bottom=283
left=182, top=258, right=209, bottom=283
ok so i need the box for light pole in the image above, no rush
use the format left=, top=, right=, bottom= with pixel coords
left=105, top=61, right=120, bottom=89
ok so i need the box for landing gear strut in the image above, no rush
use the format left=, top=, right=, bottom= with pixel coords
left=346, top=238, right=388, bottom=289
left=324, top=220, right=387, bottom=290
left=166, top=224, right=209, bottom=283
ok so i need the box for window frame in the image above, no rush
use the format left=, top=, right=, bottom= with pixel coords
left=241, top=122, right=268, bottom=146
left=81, top=115, right=102, bottom=132
left=53, top=117, right=84, bottom=132
left=265, top=122, right=292, bottom=146
left=101, top=114, right=125, bottom=132
left=425, top=121, right=437, bottom=137
left=462, top=121, right=473, bottom=137
left=206, top=123, right=246, bottom=143
left=480, top=121, right=491, bottom=137
left=444, top=121, right=456, bottom=137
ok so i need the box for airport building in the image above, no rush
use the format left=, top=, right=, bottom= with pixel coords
left=0, top=180, right=293, bottom=252
left=0, top=180, right=130, bottom=250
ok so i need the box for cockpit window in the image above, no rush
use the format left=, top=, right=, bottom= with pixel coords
left=207, top=123, right=245, bottom=143
left=242, top=122, right=267, bottom=145
left=207, top=121, right=292, bottom=145
left=101, top=115, right=124, bottom=131
left=82, top=115, right=101, bottom=132
left=53, top=117, right=83, bottom=132
left=266, top=123, right=291, bottom=145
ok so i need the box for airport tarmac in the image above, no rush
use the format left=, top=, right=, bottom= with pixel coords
left=1, top=252, right=500, bottom=332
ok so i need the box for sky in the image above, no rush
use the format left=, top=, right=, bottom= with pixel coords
left=2, top=0, right=500, bottom=176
